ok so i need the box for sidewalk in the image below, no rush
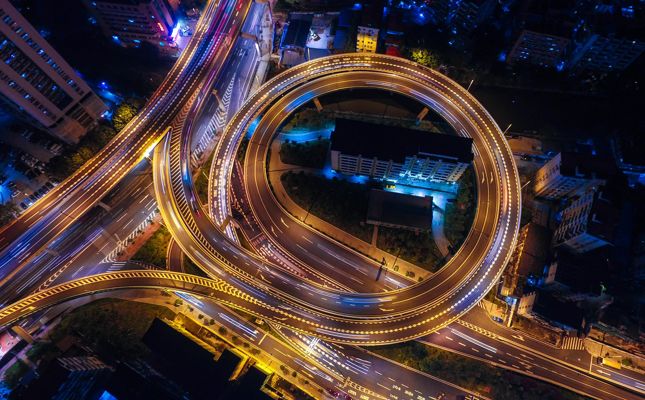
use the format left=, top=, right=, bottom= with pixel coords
left=248, top=5, right=274, bottom=96
left=585, top=337, right=645, bottom=373
left=267, top=139, right=432, bottom=281
left=432, top=207, right=450, bottom=257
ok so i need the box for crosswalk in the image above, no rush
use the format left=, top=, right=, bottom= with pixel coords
left=561, top=335, right=586, bottom=350
left=101, top=211, right=158, bottom=263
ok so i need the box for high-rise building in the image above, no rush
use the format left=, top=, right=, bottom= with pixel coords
left=569, top=34, right=644, bottom=72
left=83, top=0, right=178, bottom=56
left=330, top=119, right=473, bottom=184
left=506, top=0, right=576, bottom=69
left=552, top=186, right=617, bottom=253
left=508, top=30, right=570, bottom=68
left=0, top=0, right=107, bottom=144
left=506, top=0, right=644, bottom=72
left=533, top=152, right=615, bottom=200
left=431, top=0, right=496, bottom=34
left=355, top=1, right=382, bottom=53
left=356, top=25, right=379, bottom=53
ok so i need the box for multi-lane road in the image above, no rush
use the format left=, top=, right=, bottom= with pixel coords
left=0, top=2, right=642, bottom=399
left=0, top=0, right=251, bottom=289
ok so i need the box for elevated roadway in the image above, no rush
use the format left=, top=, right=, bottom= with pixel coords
left=0, top=0, right=251, bottom=288
left=153, top=54, right=522, bottom=344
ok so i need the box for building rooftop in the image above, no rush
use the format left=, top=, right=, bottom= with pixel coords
left=281, top=17, right=312, bottom=49
left=306, top=47, right=331, bottom=60
left=517, top=223, right=552, bottom=278
left=366, top=189, right=432, bottom=231
left=330, top=118, right=473, bottom=163
left=359, top=0, right=385, bottom=28
left=142, top=318, right=240, bottom=399
left=553, top=247, right=610, bottom=294
left=332, top=28, right=349, bottom=50
left=534, top=289, right=587, bottom=331
left=516, top=0, right=578, bottom=38
left=585, top=187, right=619, bottom=243
left=21, top=356, right=112, bottom=400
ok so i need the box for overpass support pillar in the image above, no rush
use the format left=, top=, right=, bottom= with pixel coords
left=211, top=88, right=221, bottom=104
left=416, top=107, right=429, bottom=124
left=97, top=201, right=112, bottom=212
left=313, top=98, right=323, bottom=112
left=221, top=215, right=231, bottom=231
left=11, top=326, right=33, bottom=343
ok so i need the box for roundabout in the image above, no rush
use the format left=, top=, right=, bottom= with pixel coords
left=157, top=53, right=522, bottom=344
left=0, top=54, right=521, bottom=345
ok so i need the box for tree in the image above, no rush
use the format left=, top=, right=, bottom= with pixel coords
left=409, top=48, right=440, bottom=69
left=112, top=100, right=140, bottom=132
left=0, top=202, right=18, bottom=226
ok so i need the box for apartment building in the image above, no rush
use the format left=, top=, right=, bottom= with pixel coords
left=552, top=186, right=617, bottom=253
left=0, top=0, right=107, bottom=143
left=330, top=119, right=473, bottom=184
left=533, top=152, right=615, bottom=200
left=83, top=0, right=178, bottom=55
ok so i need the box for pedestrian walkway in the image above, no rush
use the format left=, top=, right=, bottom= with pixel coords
left=561, top=336, right=586, bottom=351
left=432, top=207, right=450, bottom=257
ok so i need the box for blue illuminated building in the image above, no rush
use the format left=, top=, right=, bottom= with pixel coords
left=82, top=0, right=179, bottom=56
left=329, top=119, right=473, bottom=188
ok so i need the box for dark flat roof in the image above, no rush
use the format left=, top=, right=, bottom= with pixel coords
left=367, top=189, right=432, bottom=230
left=560, top=152, right=618, bottom=179
left=281, top=18, right=312, bottom=48
left=331, top=118, right=473, bottom=163
left=518, top=223, right=552, bottom=276
left=586, top=188, right=618, bottom=242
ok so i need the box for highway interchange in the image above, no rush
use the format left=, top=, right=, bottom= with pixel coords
left=0, top=1, right=642, bottom=399
left=155, top=53, right=522, bottom=344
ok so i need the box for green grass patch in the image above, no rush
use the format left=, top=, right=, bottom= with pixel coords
left=444, top=167, right=476, bottom=248
left=48, top=99, right=144, bottom=180
left=26, top=341, right=60, bottom=364
left=281, top=108, right=332, bottom=132
left=184, top=257, right=208, bottom=278
left=132, top=224, right=171, bottom=267
left=194, top=151, right=215, bottom=205
left=49, top=298, right=175, bottom=361
left=377, top=227, right=444, bottom=272
left=2, top=360, right=29, bottom=389
left=281, top=171, right=373, bottom=242
left=279, top=139, right=329, bottom=168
